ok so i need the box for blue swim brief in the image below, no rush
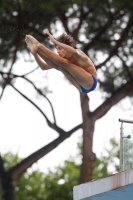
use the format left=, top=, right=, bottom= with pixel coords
left=81, top=75, right=97, bottom=94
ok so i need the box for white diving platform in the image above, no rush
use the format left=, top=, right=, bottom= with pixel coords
left=73, top=168, right=133, bottom=200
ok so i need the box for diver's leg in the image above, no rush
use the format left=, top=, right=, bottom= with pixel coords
left=26, top=35, right=93, bottom=89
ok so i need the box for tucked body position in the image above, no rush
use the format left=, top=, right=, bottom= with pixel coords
left=25, top=30, right=97, bottom=93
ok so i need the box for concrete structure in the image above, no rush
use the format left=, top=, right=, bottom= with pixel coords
left=73, top=168, right=133, bottom=200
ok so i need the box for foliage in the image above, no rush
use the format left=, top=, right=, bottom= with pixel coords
left=2, top=152, right=22, bottom=171
left=92, top=138, right=120, bottom=180
left=38, top=160, right=80, bottom=200
left=2, top=153, right=80, bottom=200
left=1, top=138, right=119, bottom=200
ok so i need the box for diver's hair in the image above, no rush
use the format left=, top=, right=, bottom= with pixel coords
left=55, top=33, right=76, bottom=49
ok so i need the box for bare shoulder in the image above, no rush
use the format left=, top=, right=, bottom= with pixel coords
left=74, top=49, right=92, bottom=63
left=74, top=49, right=89, bottom=60
left=75, top=49, right=85, bottom=55
left=73, top=49, right=97, bottom=76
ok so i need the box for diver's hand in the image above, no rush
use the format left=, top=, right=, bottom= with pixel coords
left=25, top=35, right=39, bottom=55
left=44, top=29, right=55, bottom=43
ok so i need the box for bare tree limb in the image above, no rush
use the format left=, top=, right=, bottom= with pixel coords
left=7, top=126, right=81, bottom=182
left=92, top=78, right=133, bottom=120
left=9, top=82, right=64, bottom=134
left=0, top=71, right=57, bottom=124
left=22, top=66, right=39, bottom=76
left=14, top=73, right=57, bottom=124
left=0, top=84, right=7, bottom=101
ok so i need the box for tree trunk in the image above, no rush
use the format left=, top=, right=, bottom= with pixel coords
left=0, top=156, right=16, bottom=200
left=79, top=93, right=96, bottom=183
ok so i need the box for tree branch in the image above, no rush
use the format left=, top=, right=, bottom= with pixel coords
left=8, top=124, right=81, bottom=182
left=0, top=70, right=56, bottom=123
left=73, top=6, right=89, bottom=39
left=117, top=53, right=133, bottom=79
left=22, top=76, right=57, bottom=124
left=22, top=67, right=39, bottom=76
left=83, top=9, right=125, bottom=54
left=92, top=77, right=133, bottom=120
left=9, top=82, right=63, bottom=134
left=95, top=17, right=133, bottom=70
left=56, top=8, right=70, bottom=34
left=0, top=84, right=7, bottom=101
